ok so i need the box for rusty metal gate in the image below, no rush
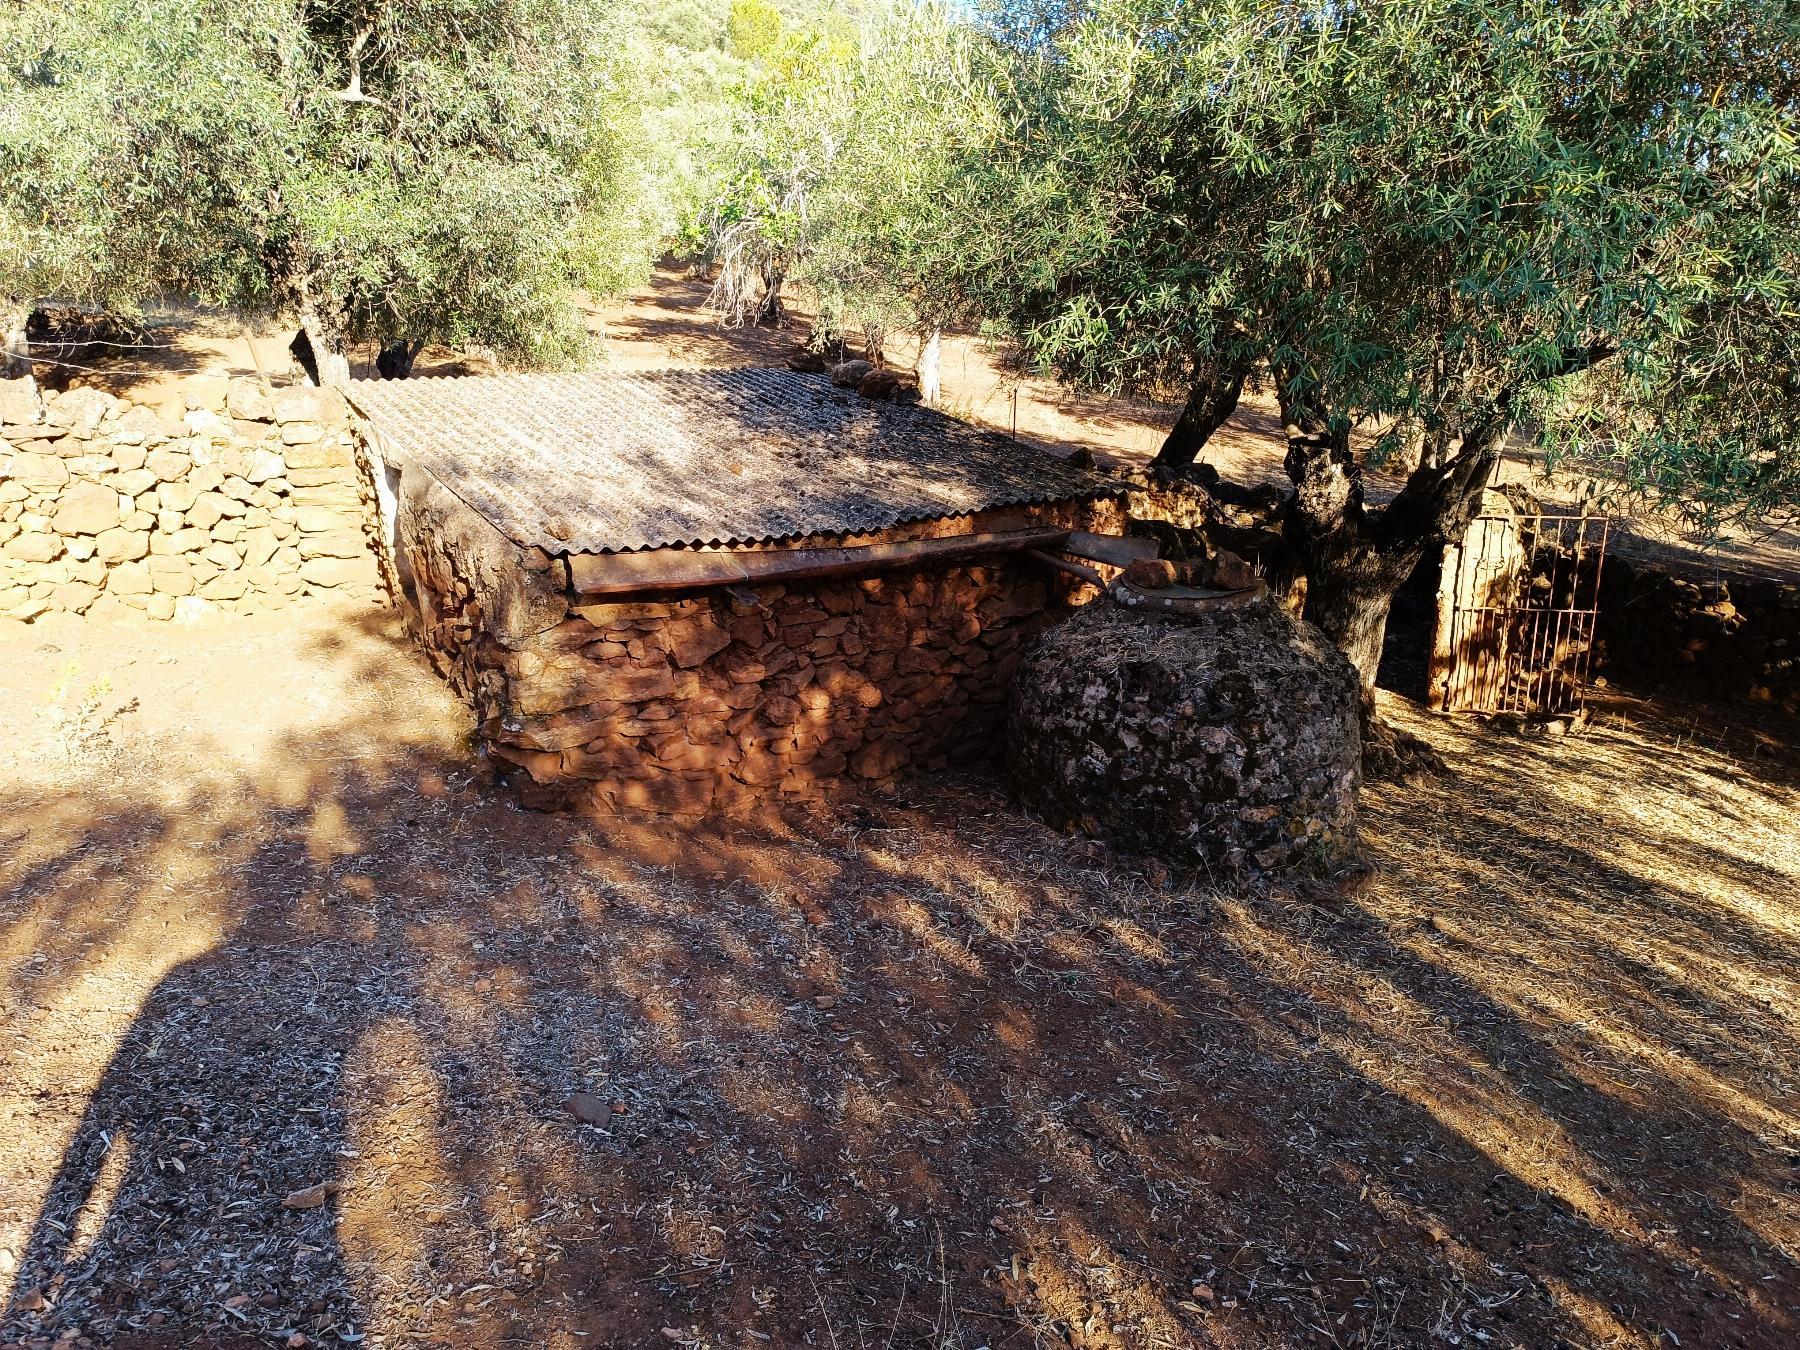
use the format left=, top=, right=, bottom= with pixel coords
left=1430, top=511, right=1610, bottom=716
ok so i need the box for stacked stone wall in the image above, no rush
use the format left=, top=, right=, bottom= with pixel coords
left=1593, top=556, right=1800, bottom=715
left=383, top=460, right=1119, bottom=814
left=0, top=374, right=378, bottom=622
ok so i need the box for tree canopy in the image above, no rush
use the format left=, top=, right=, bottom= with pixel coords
left=0, top=0, right=657, bottom=382
left=872, top=0, right=1800, bottom=682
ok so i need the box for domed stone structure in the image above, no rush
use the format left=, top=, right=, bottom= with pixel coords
left=1007, top=598, right=1361, bottom=876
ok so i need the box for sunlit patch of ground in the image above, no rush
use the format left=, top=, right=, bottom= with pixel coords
left=0, top=606, right=1795, bottom=1348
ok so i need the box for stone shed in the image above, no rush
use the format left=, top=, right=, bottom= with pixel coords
left=347, top=369, right=1124, bottom=815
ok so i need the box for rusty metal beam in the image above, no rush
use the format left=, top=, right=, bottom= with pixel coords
left=1063, top=530, right=1159, bottom=567
left=567, top=527, right=1073, bottom=596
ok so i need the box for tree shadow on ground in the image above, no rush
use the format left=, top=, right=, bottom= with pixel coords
left=1, top=622, right=1796, bottom=1349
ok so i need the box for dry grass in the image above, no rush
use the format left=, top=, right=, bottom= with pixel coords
left=0, top=605, right=1795, bottom=1349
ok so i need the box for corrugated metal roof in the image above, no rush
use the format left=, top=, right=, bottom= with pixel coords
left=345, top=368, right=1120, bottom=555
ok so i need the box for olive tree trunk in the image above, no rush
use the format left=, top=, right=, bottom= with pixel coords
left=1151, top=360, right=1250, bottom=473
left=377, top=338, right=425, bottom=379
left=919, top=328, right=942, bottom=406
left=1, top=300, right=29, bottom=379
left=296, top=309, right=352, bottom=388
left=1280, top=410, right=1503, bottom=695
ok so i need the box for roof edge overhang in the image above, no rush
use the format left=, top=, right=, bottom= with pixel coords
left=567, top=526, right=1074, bottom=597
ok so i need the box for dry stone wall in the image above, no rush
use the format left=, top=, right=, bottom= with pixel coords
left=1593, top=557, right=1800, bottom=715
left=384, top=461, right=1118, bottom=815
left=0, top=374, right=378, bottom=622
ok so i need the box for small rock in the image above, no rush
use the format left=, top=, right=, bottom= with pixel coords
left=1123, top=557, right=1178, bottom=590
left=828, top=359, right=873, bottom=388
left=1208, top=549, right=1259, bottom=590
left=566, top=1092, right=613, bottom=1126
left=813, top=994, right=838, bottom=1009
left=857, top=368, right=916, bottom=401
left=15, top=1287, right=46, bottom=1311
left=281, top=1182, right=338, bottom=1209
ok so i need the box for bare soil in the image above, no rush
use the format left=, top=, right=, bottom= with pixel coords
left=1, top=594, right=1797, bottom=1350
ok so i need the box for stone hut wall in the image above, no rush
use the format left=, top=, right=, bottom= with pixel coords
left=1593, top=556, right=1800, bottom=715
left=0, top=374, right=378, bottom=622
left=382, top=457, right=1121, bottom=814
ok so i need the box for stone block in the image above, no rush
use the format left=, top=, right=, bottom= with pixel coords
left=662, top=615, right=733, bottom=668
left=280, top=421, right=324, bottom=445
left=51, top=482, right=119, bottom=532
left=184, top=408, right=234, bottom=442
left=148, top=555, right=195, bottom=595
left=52, top=581, right=99, bottom=613
left=853, top=740, right=911, bottom=780
left=0, top=376, right=45, bottom=426
left=226, top=379, right=274, bottom=422
left=285, top=466, right=346, bottom=488
left=294, top=504, right=354, bottom=532
left=291, top=483, right=362, bottom=508
left=144, top=448, right=190, bottom=482
left=201, top=541, right=241, bottom=571
left=186, top=492, right=229, bottom=529
left=7, top=452, right=69, bottom=490
left=244, top=447, right=286, bottom=483
left=273, top=387, right=339, bottom=425
left=3, top=532, right=61, bottom=563
left=299, top=554, right=377, bottom=588
left=220, top=475, right=257, bottom=503
left=106, top=560, right=152, bottom=595
left=242, top=527, right=281, bottom=568
left=156, top=481, right=200, bottom=512
left=296, top=527, right=366, bottom=560
left=95, top=528, right=150, bottom=562
left=110, top=405, right=165, bottom=448
left=108, top=467, right=157, bottom=497
left=280, top=442, right=352, bottom=470
left=181, top=376, right=230, bottom=412
left=47, top=386, right=114, bottom=436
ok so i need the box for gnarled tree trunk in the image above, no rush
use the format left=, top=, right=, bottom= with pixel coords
left=1, top=299, right=29, bottom=379
left=377, top=338, right=425, bottom=379
left=295, top=308, right=351, bottom=388
left=919, top=328, right=942, bottom=406
left=1152, top=359, right=1250, bottom=473
left=754, top=262, right=785, bottom=327
left=1277, top=384, right=1504, bottom=696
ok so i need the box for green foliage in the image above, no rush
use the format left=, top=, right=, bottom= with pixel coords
left=938, top=0, right=1800, bottom=533
left=727, top=0, right=786, bottom=59
left=0, top=0, right=658, bottom=366
left=679, top=1, right=989, bottom=343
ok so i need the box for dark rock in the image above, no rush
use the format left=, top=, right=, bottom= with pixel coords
left=857, top=368, right=917, bottom=401
left=1007, top=598, right=1360, bottom=877
left=566, top=1092, right=613, bottom=1126
left=1123, top=558, right=1178, bottom=590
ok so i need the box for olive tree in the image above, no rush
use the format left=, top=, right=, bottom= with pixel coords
left=939, top=0, right=1800, bottom=688
left=0, top=0, right=655, bottom=385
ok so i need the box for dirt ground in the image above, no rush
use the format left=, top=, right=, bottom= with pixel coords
left=1, top=590, right=1798, bottom=1350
